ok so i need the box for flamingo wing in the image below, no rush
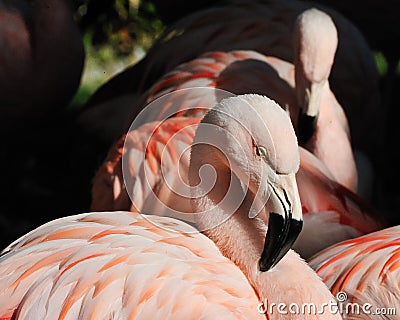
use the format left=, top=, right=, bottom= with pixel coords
left=124, top=50, right=284, bottom=129
left=293, top=148, right=386, bottom=258
left=91, top=117, right=200, bottom=220
left=308, top=226, right=400, bottom=316
left=81, top=50, right=298, bottom=142
left=0, top=211, right=261, bottom=319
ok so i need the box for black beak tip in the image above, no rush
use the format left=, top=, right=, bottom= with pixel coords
left=259, top=254, right=274, bottom=272
left=259, top=212, right=303, bottom=272
left=298, top=111, right=317, bottom=144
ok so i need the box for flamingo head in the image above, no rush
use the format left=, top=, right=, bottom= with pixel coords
left=293, top=8, right=338, bottom=144
left=190, top=94, right=302, bottom=271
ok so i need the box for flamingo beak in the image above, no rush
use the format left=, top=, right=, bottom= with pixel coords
left=259, top=173, right=303, bottom=271
left=297, top=81, right=324, bottom=144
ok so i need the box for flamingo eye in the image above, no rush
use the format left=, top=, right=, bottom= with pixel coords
left=255, top=146, right=268, bottom=158
left=256, top=146, right=280, bottom=177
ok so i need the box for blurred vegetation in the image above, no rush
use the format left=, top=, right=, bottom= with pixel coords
left=74, top=0, right=165, bottom=52
left=69, top=0, right=165, bottom=107
left=374, top=53, right=400, bottom=77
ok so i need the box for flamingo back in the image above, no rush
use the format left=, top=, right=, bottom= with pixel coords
left=308, top=226, right=400, bottom=319
left=0, top=211, right=262, bottom=319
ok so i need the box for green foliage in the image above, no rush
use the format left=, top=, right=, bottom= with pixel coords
left=374, top=52, right=388, bottom=76
left=69, top=0, right=165, bottom=108
left=74, top=0, right=164, bottom=55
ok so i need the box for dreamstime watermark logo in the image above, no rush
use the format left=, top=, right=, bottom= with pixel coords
left=121, top=87, right=278, bottom=233
left=257, top=291, right=397, bottom=316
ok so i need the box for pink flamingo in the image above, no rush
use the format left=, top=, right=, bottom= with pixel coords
left=308, top=226, right=400, bottom=319
left=0, top=95, right=341, bottom=319
left=83, top=0, right=380, bottom=168
left=0, top=0, right=84, bottom=127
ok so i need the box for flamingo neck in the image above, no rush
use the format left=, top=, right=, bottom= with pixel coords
left=189, top=143, right=268, bottom=293
left=306, top=86, right=358, bottom=192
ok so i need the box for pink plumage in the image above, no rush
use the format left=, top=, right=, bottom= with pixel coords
left=0, top=211, right=262, bottom=319
left=308, top=226, right=400, bottom=319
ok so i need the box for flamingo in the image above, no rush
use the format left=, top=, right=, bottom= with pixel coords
left=0, top=95, right=341, bottom=319
left=308, top=226, right=400, bottom=319
left=82, top=0, right=381, bottom=169
left=0, top=0, right=84, bottom=129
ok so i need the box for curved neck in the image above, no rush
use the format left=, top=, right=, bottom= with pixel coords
left=189, top=143, right=268, bottom=293
left=306, top=89, right=358, bottom=192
